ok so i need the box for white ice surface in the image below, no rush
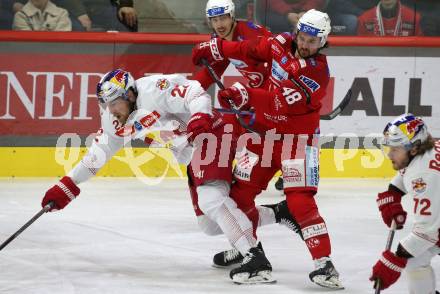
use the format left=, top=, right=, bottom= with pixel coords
left=0, top=178, right=439, bottom=294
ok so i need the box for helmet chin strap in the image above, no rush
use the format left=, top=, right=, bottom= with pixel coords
left=224, top=19, right=236, bottom=39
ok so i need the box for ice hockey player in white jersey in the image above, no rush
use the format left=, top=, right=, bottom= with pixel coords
left=39, top=69, right=294, bottom=284
left=370, top=113, right=440, bottom=293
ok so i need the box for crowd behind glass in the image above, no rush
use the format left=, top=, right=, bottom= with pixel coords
left=0, top=0, right=438, bottom=36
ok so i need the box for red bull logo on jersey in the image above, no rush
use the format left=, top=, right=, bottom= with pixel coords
left=156, top=79, right=170, bottom=90
left=412, top=177, right=427, bottom=193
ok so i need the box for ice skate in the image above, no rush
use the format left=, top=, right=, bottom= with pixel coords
left=212, top=248, right=243, bottom=268
left=309, top=257, right=344, bottom=289
left=263, top=200, right=303, bottom=239
left=230, top=243, right=276, bottom=284
left=274, top=177, right=284, bottom=191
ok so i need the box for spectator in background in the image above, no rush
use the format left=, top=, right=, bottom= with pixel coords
left=357, top=0, right=423, bottom=36
left=57, top=0, right=137, bottom=32
left=258, top=0, right=327, bottom=33
left=12, top=0, right=71, bottom=31
left=326, top=0, right=377, bottom=35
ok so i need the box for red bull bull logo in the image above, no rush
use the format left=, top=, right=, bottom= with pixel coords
left=412, top=177, right=427, bottom=193
left=110, top=71, right=127, bottom=88
left=406, top=118, right=424, bottom=137
left=398, top=117, right=423, bottom=140
left=156, top=78, right=170, bottom=90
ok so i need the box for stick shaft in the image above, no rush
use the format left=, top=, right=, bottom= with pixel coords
left=201, top=59, right=259, bottom=134
left=0, top=202, right=54, bottom=251
left=374, top=220, right=397, bottom=294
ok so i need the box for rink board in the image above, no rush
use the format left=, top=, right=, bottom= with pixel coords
left=0, top=147, right=395, bottom=178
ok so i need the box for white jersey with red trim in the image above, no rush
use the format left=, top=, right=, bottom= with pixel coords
left=68, top=74, right=212, bottom=184
left=391, top=140, right=440, bottom=257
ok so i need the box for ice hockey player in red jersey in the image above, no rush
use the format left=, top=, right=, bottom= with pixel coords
left=192, top=0, right=302, bottom=267
left=370, top=114, right=440, bottom=293
left=193, top=0, right=271, bottom=90
left=193, top=9, right=343, bottom=289
left=195, top=0, right=288, bottom=193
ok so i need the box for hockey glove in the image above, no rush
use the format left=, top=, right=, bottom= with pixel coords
left=376, top=187, right=407, bottom=229
left=192, top=38, right=224, bottom=65
left=370, top=250, right=407, bottom=290
left=218, top=82, right=250, bottom=110
left=42, top=176, right=80, bottom=211
left=186, top=112, right=212, bottom=143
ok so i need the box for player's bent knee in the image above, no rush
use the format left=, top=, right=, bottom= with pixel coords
left=197, top=180, right=230, bottom=218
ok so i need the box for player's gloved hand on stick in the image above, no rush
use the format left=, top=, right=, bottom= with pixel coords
left=369, top=250, right=407, bottom=290
left=376, top=188, right=407, bottom=229
left=192, top=38, right=224, bottom=65
left=42, top=176, right=80, bottom=211
left=187, top=112, right=212, bottom=143
left=218, top=82, right=250, bottom=110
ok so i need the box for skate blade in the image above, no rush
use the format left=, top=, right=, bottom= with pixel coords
left=312, top=276, right=344, bottom=290
left=211, top=263, right=240, bottom=269
left=232, top=270, right=277, bottom=285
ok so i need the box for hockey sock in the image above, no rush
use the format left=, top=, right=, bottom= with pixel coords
left=230, top=181, right=261, bottom=237
left=197, top=180, right=256, bottom=255
left=286, top=191, right=331, bottom=259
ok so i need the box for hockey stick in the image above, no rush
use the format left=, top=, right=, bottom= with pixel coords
left=214, top=107, right=254, bottom=116
left=374, top=220, right=397, bottom=294
left=200, top=59, right=259, bottom=134
left=201, top=59, right=352, bottom=121
left=320, top=88, right=352, bottom=120
left=0, top=201, right=54, bottom=251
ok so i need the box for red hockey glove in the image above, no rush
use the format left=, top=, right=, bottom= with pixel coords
left=376, top=188, right=407, bottom=229
left=370, top=250, right=407, bottom=290
left=186, top=112, right=212, bottom=143
left=42, top=176, right=80, bottom=212
left=218, top=82, right=250, bottom=110
left=192, top=38, right=224, bottom=65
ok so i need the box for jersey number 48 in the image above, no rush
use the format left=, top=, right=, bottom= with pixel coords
left=282, top=87, right=302, bottom=105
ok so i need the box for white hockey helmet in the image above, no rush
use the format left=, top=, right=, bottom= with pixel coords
left=382, top=113, right=429, bottom=150
left=96, top=69, right=137, bottom=106
left=205, top=0, right=235, bottom=19
left=297, top=9, right=331, bottom=47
